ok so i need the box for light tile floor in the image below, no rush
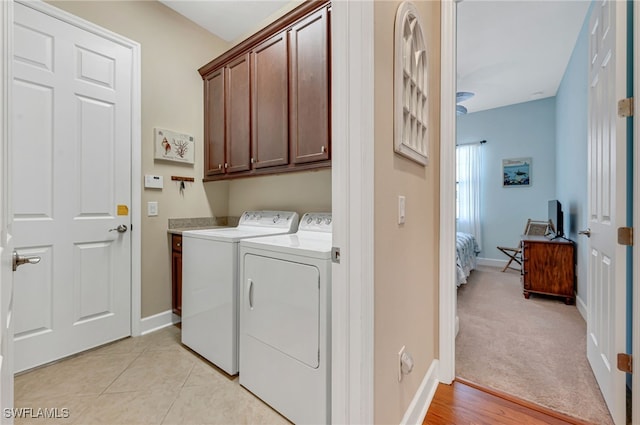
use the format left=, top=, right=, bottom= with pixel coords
left=14, top=325, right=291, bottom=425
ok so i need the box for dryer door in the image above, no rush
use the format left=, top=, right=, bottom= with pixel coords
left=243, top=254, right=320, bottom=368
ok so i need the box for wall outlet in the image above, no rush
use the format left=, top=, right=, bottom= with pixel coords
left=398, top=345, right=406, bottom=382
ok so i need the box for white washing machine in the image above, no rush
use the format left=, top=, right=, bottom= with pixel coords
left=239, top=212, right=332, bottom=425
left=181, top=211, right=299, bottom=375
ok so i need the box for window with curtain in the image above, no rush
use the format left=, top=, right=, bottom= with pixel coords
left=456, top=143, right=482, bottom=251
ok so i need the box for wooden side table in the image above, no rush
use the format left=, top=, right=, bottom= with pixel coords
left=521, top=235, right=575, bottom=304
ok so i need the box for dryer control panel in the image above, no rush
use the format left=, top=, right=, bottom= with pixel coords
left=299, top=213, right=332, bottom=233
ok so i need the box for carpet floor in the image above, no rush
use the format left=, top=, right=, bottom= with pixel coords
left=455, top=265, right=613, bottom=425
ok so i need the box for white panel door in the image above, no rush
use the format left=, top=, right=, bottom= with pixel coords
left=12, top=2, right=132, bottom=372
left=586, top=1, right=627, bottom=423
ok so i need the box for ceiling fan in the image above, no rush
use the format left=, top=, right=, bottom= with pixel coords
left=456, top=91, right=474, bottom=116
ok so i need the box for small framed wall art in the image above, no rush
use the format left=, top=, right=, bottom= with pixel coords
left=502, top=157, right=531, bottom=187
left=154, top=128, right=195, bottom=164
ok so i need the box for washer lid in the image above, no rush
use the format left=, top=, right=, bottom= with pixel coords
left=182, top=226, right=294, bottom=242
left=240, top=231, right=332, bottom=259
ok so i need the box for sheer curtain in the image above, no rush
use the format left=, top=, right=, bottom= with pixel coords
left=456, top=143, right=482, bottom=251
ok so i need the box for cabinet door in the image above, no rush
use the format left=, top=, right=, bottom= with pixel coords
left=251, top=32, right=289, bottom=169
left=204, top=68, right=225, bottom=176
left=172, top=250, right=182, bottom=316
left=289, top=7, right=330, bottom=164
left=226, top=54, right=251, bottom=173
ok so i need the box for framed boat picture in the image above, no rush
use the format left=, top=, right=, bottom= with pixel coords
left=502, top=157, right=531, bottom=187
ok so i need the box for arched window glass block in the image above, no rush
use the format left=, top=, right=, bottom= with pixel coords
left=394, top=1, right=428, bottom=165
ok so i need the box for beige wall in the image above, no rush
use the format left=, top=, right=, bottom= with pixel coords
left=373, top=1, right=441, bottom=423
left=47, top=0, right=231, bottom=317
left=227, top=170, right=331, bottom=217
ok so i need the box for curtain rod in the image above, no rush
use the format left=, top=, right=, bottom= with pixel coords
left=456, top=140, right=487, bottom=146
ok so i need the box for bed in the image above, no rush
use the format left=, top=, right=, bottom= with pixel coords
left=456, top=232, right=480, bottom=286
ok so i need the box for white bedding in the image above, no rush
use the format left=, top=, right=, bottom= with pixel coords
left=456, top=232, right=480, bottom=286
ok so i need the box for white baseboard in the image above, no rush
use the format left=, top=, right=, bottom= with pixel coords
left=139, top=310, right=181, bottom=335
left=400, top=359, right=439, bottom=425
left=477, top=257, right=507, bottom=268
left=576, top=294, right=587, bottom=322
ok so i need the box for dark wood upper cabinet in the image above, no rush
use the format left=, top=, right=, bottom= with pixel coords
left=251, top=33, right=289, bottom=169
left=204, top=68, right=225, bottom=176
left=198, top=0, right=331, bottom=181
left=226, top=54, right=251, bottom=173
left=289, top=7, right=330, bottom=164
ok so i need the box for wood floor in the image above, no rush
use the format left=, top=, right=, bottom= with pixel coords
left=424, top=380, right=594, bottom=425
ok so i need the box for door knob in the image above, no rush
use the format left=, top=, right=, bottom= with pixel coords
left=13, top=251, right=41, bottom=271
left=578, top=228, right=591, bottom=238
left=109, top=224, right=128, bottom=233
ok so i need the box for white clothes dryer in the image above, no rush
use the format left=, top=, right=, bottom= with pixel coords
left=239, top=212, right=332, bottom=425
left=181, top=211, right=299, bottom=375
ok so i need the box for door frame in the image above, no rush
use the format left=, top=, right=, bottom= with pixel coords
left=330, top=1, right=375, bottom=423
left=633, top=1, right=639, bottom=422
left=438, top=0, right=457, bottom=384
left=0, top=0, right=14, bottom=420
left=440, top=1, right=638, bottom=421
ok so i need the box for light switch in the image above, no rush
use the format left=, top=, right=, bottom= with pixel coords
left=398, top=195, right=406, bottom=224
left=147, top=201, right=158, bottom=217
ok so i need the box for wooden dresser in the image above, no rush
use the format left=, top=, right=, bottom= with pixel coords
left=521, top=235, right=575, bottom=304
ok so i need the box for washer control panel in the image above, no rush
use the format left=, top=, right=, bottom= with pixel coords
left=299, top=213, right=332, bottom=233
left=239, top=211, right=299, bottom=230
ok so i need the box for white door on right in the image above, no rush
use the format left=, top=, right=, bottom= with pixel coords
left=586, top=1, right=628, bottom=424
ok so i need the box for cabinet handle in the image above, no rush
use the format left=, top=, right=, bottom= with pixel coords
left=218, top=164, right=222, bottom=170
left=251, top=157, right=255, bottom=164
left=321, top=146, right=326, bottom=153
left=248, top=279, right=254, bottom=309
left=224, top=163, right=228, bottom=169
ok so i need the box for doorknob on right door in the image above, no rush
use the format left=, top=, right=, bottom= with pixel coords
left=578, top=228, right=591, bottom=238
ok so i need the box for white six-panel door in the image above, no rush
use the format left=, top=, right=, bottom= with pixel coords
left=586, top=1, right=627, bottom=423
left=12, top=2, right=132, bottom=372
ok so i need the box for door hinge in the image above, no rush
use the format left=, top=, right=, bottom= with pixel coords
left=618, top=97, right=634, bottom=117
left=331, top=247, right=340, bottom=264
left=617, top=353, right=633, bottom=373
left=617, top=227, right=633, bottom=246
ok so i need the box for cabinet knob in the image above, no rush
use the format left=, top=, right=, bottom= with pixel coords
left=218, top=164, right=222, bottom=170
left=224, top=163, right=228, bottom=169
left=176, top=242, right=181, bottom=247
left=251, top=157, right=255, bottom=164
left=321, top=146, right=326, bottom=153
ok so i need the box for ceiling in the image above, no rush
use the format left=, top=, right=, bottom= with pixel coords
left=159, top=0, right=591, bottom=114
left=159, top=0, right=294, bottom=42
left=457, top=0, right=591, bottom=113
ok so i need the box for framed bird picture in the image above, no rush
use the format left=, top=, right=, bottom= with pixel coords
left=154, top=128, right=195, bottom=164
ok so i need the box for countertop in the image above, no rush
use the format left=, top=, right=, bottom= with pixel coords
left=167, top=216, right=239, bottom=236
left=168, top=226, right=227, bottom=235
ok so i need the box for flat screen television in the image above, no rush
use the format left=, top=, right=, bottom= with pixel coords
left=548, top=200, right=564, bottom=238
